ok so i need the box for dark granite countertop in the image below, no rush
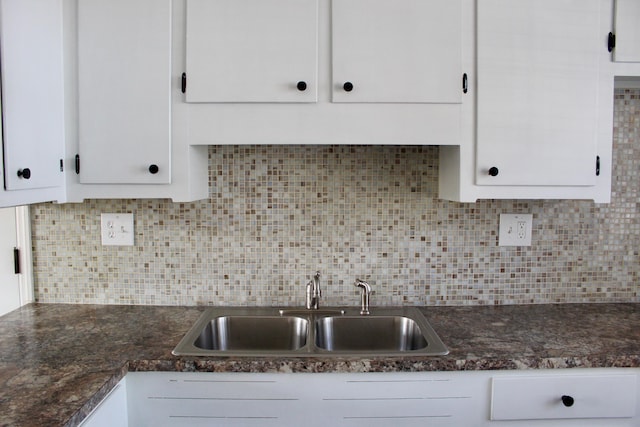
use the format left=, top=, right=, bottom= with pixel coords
left=1, top=303, right=640, bottom=426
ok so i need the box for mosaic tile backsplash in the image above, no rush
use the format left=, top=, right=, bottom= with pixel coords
left=31, top=89, right=640, bottom=306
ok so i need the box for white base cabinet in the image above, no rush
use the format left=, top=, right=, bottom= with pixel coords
left=79, top=379, right=128, bottom=427
left=491, top=372, right=638, bottom=422
left=126, top=371, right=488, bottom=427
left=115, top=368, right=640, bottom=427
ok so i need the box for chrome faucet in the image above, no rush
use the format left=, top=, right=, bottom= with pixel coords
left=305, top=271, right=321, bottom=309
left=355, top=279, right=372, bottom=315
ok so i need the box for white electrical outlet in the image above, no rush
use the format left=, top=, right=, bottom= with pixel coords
left=499, top=214, right=533, bottom=246
left=101, top=213, right=134, bottom=246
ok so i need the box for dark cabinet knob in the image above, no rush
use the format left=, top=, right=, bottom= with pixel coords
left=343, top=82, right=354, bottom=92
left=561, top=395, right=574, bottom=407
left=608, top=32, right=616, bottom=53
left=488, top=167, right=499, bottom=177
left=296, top=81, right=307, bottom=91
left=17, top=168, right=31, bottom=179
left=148, top=164, right=159, bottom=174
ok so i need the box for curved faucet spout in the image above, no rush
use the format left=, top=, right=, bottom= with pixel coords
left=355, top=279, right=372, bottom=315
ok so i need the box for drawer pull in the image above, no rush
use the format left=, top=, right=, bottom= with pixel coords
left=561, top=395, right=574, bottom=407
left=17, top=168, right=31, bottom=179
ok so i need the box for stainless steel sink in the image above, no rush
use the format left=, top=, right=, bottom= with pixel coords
left=194, top=316, right=308, bottom=351
left=172, top=307, right=448, bottom=357
left=315, top=316, right=428, bottom=352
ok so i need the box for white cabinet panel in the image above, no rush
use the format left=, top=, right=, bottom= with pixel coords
left=185, top=0, right=318, bottom=103
left=126, top=371, right=487, bottom=427
left=122, top=369, right=640, bottom=426
left=613, top=0, right=640, bottom=63
left=332, top=0, right=462, bottom=103
left=0, top=0, right=65, bottom=192
left=476, top=0, right=601, bottom=187
left=79, top=380, right=128, bottom=427
left=491, top=373, right=637, bottom=421
left=78, top=0, right=171, bottom=184
left=0, top=207, right=20, bottom=317
left=182, top=0, right=466, bottom=145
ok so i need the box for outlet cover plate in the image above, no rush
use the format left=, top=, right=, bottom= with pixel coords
left=101, top=213, right=134, bottom=246
left=499, top=214, right=532, bottom=246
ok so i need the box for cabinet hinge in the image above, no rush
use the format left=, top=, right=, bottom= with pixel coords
left=462, top=73, right=468, bottom=94
left=60, top=159, right=64, bottom=172
left=608, top=32, right=616, bottom=52
left=13, top=248, right=20, bottom=275
left=181, top=73, right=187, bottom=94
left=596, top=155, right=600, bottom=176
left=75, top=154, right=80, bottom=175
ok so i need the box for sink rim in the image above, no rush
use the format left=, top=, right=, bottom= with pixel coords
left=172, top=306, right=448, bottom=357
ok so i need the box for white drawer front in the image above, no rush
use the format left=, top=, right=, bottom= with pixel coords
left=491, top=374, right=637, bottom=421
left=127, top=371, right=487, bottom=427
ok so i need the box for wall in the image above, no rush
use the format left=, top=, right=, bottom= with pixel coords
left=30, top=89, right=640, bottom=306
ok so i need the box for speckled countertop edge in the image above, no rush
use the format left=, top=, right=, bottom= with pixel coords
left=1, top=303, right=640, bottom=427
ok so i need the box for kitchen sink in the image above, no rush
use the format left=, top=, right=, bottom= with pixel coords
left=194, top=316, right=308, bottom=351
left=172, top=307, right=448, bottom=356
left=314, top=316, right=428, bottom=352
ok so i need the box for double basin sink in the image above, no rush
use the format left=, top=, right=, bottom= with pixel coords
left=172, top=307, right=448, bottom=356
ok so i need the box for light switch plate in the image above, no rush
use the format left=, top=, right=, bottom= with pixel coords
left=101, top=213, right=134, bottom=246
left=499, top=214, right=532, bottom=246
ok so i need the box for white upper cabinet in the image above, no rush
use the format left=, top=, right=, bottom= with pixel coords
left=331, top=0, right=462, bottom=104
left=613, top=0, right=640, bottom=63
left=475, top=0, right=601, bottom=187
left=439, top=0, right=615, bottom=202
left=183, top=0, right=467, bottom=145
left=0, top=0, right=65, bottom=206
left=185, top=0, right=318, bottom=103
left=185, top=0, right=461, bottom=105
left=78, top=0, right=171, bottom=184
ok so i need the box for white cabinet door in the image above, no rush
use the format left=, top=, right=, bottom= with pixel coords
left=182, top=0, right=466, bottom=145
left=78, top=0, right=171, bottom=184
left=0, top=206, right=31, bottom=316
left=0, top=207, right=20, bottom=317
left=124, top=369, right=640, bottom=426
left=332, top=0, right=462, bottom=104
left=127, top=371, right=488, bottom=427
left=0, top=0, right=65, bottom=193
left=79, top=379, right=128, bottom=427
left=491, top=373, right=637, bottom=421
left=475, top=0, right=601, bottom=187
left=185, top=0, right=318, bottom=103
left=613, top=0, right=640, bottom=63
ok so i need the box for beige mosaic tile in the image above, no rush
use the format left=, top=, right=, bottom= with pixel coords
left=30, top=89, right=640, bottom=306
